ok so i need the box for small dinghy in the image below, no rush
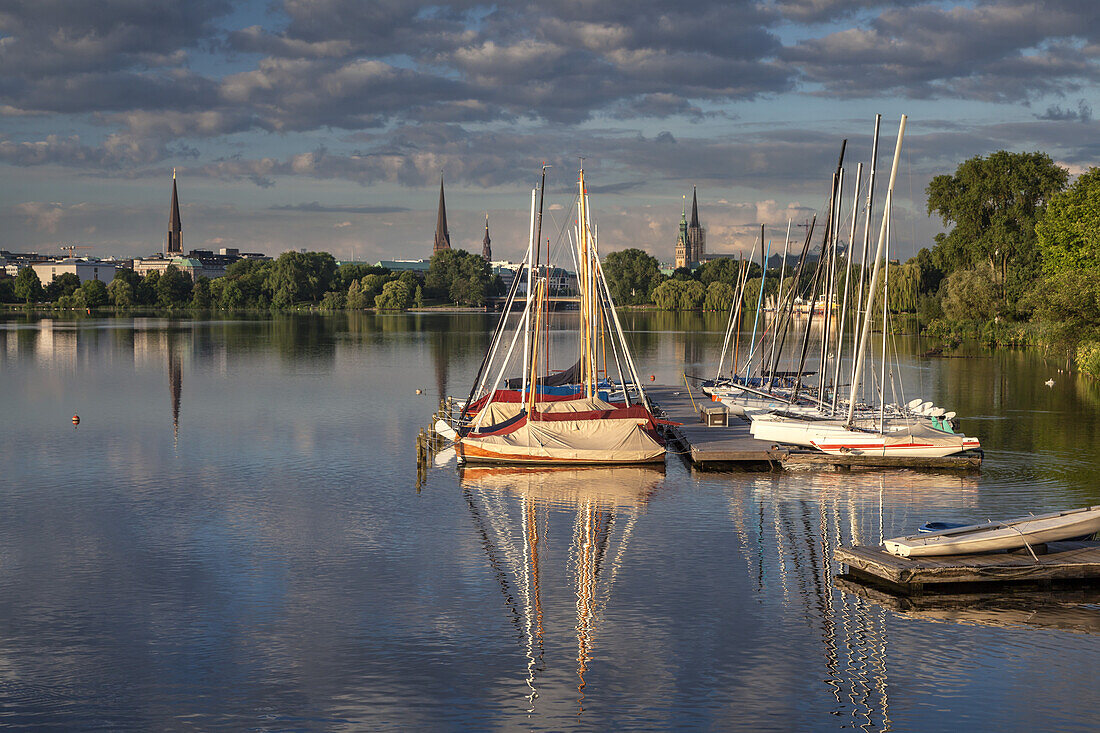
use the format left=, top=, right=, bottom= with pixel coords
left=885, top=505, right=1100, bottom=558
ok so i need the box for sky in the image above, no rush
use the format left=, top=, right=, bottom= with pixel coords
left=2, top=0, right=1100, bottom=266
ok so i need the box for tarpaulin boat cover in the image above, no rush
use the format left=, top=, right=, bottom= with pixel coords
left=505, top=360, right=582, bottom=389
left=458, top=397, right=666, bottom=464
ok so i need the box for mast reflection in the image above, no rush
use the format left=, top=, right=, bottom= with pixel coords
left=460, top=464, right=665, bottom=714
left=725, top=469, right=982, bottom=731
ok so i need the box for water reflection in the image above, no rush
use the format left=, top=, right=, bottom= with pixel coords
left=459, top=465, right=665, bottom=714
left=723, top=470, right=980, bottom=731
left=835, top=579, right=1100, bottom=636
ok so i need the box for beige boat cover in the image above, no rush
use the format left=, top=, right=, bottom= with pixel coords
left=459, top=397, right=666, bottom=464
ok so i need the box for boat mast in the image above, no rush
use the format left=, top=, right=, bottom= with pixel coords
left=527, top=166, right=549, bottom=417
left=520, top=186, right=538, bottom=407
left=741, top=225, right=770, bottom=380
left=792, top=140, right=844, bottom=404
left=714, top=251, right=743, bottom=382
left=852, top=115, right=881, bottom=400
left=766, top=216, right=815, bottom=392
left=765, top=220, right=792, bottom=385
left=846, top=115, right=906, bottom=428
left=831, top=162, right=862, bottom=415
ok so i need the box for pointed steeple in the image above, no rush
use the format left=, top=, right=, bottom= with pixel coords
left=482, top=214, right=491, bottom=261
left=689, top=186, right=700, bottom=228
left=433, top=173, right=451, bottom=254
left=167, top=168, right=183, bottom=255
left=679, top=194, right=688, bottom=242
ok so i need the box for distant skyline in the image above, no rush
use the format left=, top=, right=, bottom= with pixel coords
left=3, top=1, right=1100, bottom=264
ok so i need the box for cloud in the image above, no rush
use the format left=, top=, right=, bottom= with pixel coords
left=1037, top=99, right=1093, bottom=122
left=270, top=202, right=411, bottom=214
left=16, top=201, right=66, bottom=233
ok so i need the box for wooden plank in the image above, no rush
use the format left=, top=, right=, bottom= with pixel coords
left=835, top=542, right=1100, bottom=589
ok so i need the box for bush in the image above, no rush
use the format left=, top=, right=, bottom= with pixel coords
left=1077, top=340, right=1100, bottom=379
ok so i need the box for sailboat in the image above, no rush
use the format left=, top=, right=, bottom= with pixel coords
left=439, top=168, right=666, bottom=465
left=710, top=116, right=980, bottom=459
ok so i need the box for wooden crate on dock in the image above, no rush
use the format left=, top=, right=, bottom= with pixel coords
left=699, top=403, right=728, bottom=427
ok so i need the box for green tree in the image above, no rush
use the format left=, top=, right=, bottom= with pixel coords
left=265, top=251, right=337, bottom=307
left=139, top=271, right=161, bottom=306
left=927, top=150, right=1068, bottom=313
left=678, top=279, right=706, bottom=310
left=108, top=278, right=134, bottom=308
left=13, top=267, right=42, bottom=303
left=346, top=279, right=369, bottom=309
left=360, top=273, right=387, bottom=302
left=704, top=281, right=734, bottom=311
left=0, top=278, right=16, bottom=303
left=156, top=265, right=193, bottom=308
left=425, top=249, right=460, bottom=300
left=1029, top=267, right=1100, bottom=358
left=652, top=280, right=683, bottom=310
left=223, top=259, right=270, bottom=307
left=320, top=289, right=347, bottom=310
left=375, top=280, right=411, bottom=310
left=1036, top=167, right=1100, bottom=275
left=45, top=272, right=81, bottom=301
left=941, top=268, right=996, bottom=323
left=602, top=248, right=663, bottom=305
left=451, top=256, right=490, bottom=306
left=80, top=278, right=109, bottom=308
left=189, top=276, right=212, bottom=308
left=697, top=258, right=742, bottom=288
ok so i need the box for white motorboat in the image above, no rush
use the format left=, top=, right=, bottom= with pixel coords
left=884, top=506, right=1100, bottom=557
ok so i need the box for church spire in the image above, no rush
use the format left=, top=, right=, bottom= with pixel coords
left=433, top=173, right=451, bottom=254
left=482, top=214, right=491, bottom=261
left=167, top=168, right=182, bottom=255
left=689, top=185, right=700, bottom=228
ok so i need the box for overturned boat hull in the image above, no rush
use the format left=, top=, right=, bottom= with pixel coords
left=884, top=505, right=1100, bottom=557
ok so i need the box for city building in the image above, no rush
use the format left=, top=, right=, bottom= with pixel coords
left=31, top=258, right=126, bottom=285
left=482, top=215, right=491, bottom=261
left=0, top=250, right=51, bottom=277
left=674, top=187, right=707, bottom=269
left=433, top=174, right=451, bottom=254
left=132, top=175, right=267, bottom=282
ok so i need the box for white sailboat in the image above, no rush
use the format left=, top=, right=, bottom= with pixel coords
left=442, top=168, right=666, bottom=465
left=744, top=115, right=980, bottom=459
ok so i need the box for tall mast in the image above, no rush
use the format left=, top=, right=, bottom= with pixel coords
left=520, top=187, right=537, bottom=405
left=852, top=115, right=882, bottom=394
left=831, top=162, right=863, bottom=414
left=766, top=220, right=792, bottom=385
left=846, top=115, right=907, bottom=427
left=527, top=166, right=549, bottom=416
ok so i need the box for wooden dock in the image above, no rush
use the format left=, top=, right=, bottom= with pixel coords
left=646, top=385, right=983, bottom=470
left=647, top=386, right=783, bottom=465
left=835, top=541, right=1100, bottom=596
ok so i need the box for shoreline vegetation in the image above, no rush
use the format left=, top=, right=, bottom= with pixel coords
left=4, top=151, right=1100, bottom=376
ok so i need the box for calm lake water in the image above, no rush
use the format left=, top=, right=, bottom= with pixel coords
left=2, top=311, right=1100, bottom=731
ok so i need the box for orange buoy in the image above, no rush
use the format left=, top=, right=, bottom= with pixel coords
left=72, top=414, right=80, bottom=427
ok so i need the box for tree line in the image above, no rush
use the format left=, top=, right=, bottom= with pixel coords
left=601, top=151, right=1100, bottom=377
left=1, top=248, right=501, bottom=312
